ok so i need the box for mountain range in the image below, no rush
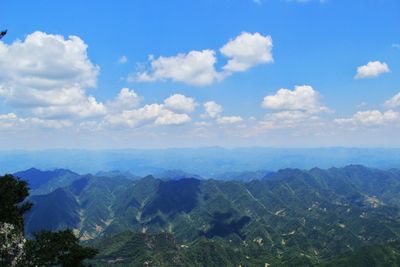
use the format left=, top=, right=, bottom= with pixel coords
left=11, top=165, right=400, bottom=266
left=3, top=147, right=400, bottom=176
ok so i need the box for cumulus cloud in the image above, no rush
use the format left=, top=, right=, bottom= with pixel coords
left=155, top=110, right=191, bottom=125
left=0, top=31, right=103, bottom=118
left=259, top=110, right=321, bottom=129
left=216, top=116, right=243, bottom=124
left=335, top=110, right=400, bottom=126
left=105, top=103, right=191, bottom=128
left=130, top=32, right=273, bottom=86
left=355, top=61, right=390, bottom=79
left=259, top=86, right=329, bottom=130
left=262, top=85, right=329, bottom=113
left=384, top=92, right=400, bottom=109
left=202, top=101, right=223, bottom=118
left=132, top=50, right=222, bottom=86
left=200, top=101, right=243, bottom=125
left=32, top=96, right=106, bottom=119
left=0, top=113, right=72, bottom=129
left=105, top=104, right=163, bottom=128
left=106, top=88, right=142, bottom=112
left=164, top=94, right=197, bottom=113
left=104, top=94, right=195, bottom=128
left=220, top=32, right=273, bottom=72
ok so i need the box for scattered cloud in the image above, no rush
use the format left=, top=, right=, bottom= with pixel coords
left=118, top=55, right=128, bottom=64
left=216, top=116, right=243, bottom=124
left=154, top=110, right=191, bottom=125
left=220, top=32, right=273, bottom=72
left=104, top=93, right=195, bottom=128
left=335, top=110, right=400, bottom=127
left=32, top=96, right=106, bottom=119
left=262, top=85, right=329, bottom=113
left=259, top=85, right=329, bottom=130
left=259, top=110, right=322, bottom=129
left=0, top=112, right=72, bottom=130
left=164, top=94, right=197, bottom=113
left=132, top=50, right=222, bottom=86
left=384, top=92, right=400, bottom=109
left=106, top=88, right=142, bottom=112
left=202, top=101, right=223, bottom=118
left=130, top=32, right=273, bottom=87
left=200, top=101, right=243, bottom=125
left=0, top=31, right=103, bottom=118
left=354, top=61, right=390, bottom=79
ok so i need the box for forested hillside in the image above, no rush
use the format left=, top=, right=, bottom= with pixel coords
left=18, top=165, right=400, bottom=266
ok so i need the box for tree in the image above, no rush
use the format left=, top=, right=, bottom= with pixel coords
left=0, top=174, right=32, bottom=231
left=25, top=230, right=97, bottom=267
left=0, top=222, right=26, bottom=267
left=0, top=174, right=97, bottom=266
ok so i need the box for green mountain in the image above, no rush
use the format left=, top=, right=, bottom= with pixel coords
left=13, top=168, right=81, bottom=195
left=25, top=175, right=133, bottom=239
left=23, top=165, right=400, bottom=266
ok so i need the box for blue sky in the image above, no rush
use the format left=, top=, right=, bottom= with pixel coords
left=0, top=0, right=399, bottom=149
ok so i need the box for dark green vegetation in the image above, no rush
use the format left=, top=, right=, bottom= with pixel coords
left=0, top=174, right=32, bottom=230
left=24, top=230, right=97, bottom=267
left=0, top=174, right=97, bottom=266
left=15, top=165, right=400, bottom=266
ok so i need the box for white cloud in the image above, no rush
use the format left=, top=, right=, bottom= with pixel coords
left=216, top=116, right=243, bottom=124
left=164, top=94, right=197, bottom=113
left=0, top=31, right=103, bottom=118
left=104, top=93, right=193, bottom=128
left=106, top=88, right=141, bottom=112
left=384, top=92, right=400, bottom=109
left=259, top=110, right=321, bottom=129
left=155, top=110, right=191, bottom=125
left=130, top=32, right=273, bottom=86
left=202, top=101, right=222, bottom=118
left=262, top=85, right=329, bottom=113
left=105, top=103, right=164, bottom=128
left=118, top=55, right=128, bottom=64
left=220, top=32, right=273, bottom=72
left=335, top=110, right=400, bottom=126
left=0, top=112, right=72, bottom=129
left=133, top=50, right=222, bottom=86
left=194, top=121, right=211, bottom=127
left=355, top=61, right=390, bottom=79
left=32, top=96, right=106, bottom=119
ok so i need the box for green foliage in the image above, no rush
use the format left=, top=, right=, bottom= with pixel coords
left=0, top=174, right=97, bottom=267
left=0, top=174, right=32, bottom=231
left=25, top=230, right=98, bottom=267
left=0, top=223, right=27, bottom=267
left=323, top=241, right=400, bottom=267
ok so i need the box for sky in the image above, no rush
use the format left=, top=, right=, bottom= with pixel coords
left=0, top=0, right=399, bottom=149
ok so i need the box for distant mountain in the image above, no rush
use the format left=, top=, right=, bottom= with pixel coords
left=13, top=168, right=80, bottom=195
left=213, top=170, right=273, bottom=181
left=25, top=174, right=133, bottom=239
left=24, top=165, right=400, bottom=265
left=153, top=169, right=203, bottom=180
left=95, top=170, right=140, bottom=180
left=3, top=147, right=400, bottom=176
